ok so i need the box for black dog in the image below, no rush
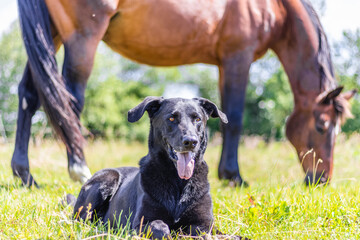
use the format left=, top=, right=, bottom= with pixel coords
left=71, top=97, right=241, bottom=239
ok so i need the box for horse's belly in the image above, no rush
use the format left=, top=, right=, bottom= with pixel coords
left=103, top=0, right=227, bottom=66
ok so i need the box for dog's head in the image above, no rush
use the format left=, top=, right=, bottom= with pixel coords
left=128, top=97, right=228, bottom=180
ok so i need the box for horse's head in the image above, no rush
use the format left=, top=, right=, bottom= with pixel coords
left=286, top=86, right=356, bottom=185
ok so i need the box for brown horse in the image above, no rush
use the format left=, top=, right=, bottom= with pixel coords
left=14, top=0, right=355, bottom=187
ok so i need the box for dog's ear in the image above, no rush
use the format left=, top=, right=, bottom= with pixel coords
left=128, top=96, right=164, bottom=122
left=194, top=97, right=228, bottom=124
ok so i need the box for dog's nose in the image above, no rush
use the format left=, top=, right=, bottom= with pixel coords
left=182, top=136, right=198, bottom=149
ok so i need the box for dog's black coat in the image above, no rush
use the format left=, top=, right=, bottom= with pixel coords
left=72, top=97, right=230, bottom=238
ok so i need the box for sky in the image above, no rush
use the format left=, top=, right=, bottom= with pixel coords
left=0, top=0, right=17, bottom=35
left=1, top=0, right=359, bottom=43
left=320, top=0, right=360, bottom=41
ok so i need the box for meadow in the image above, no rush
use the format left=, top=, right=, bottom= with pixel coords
left=1, top=134, right=360, bottom=239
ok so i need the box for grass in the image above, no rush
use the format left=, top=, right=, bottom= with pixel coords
left=1, top=134, right=360, bottom=239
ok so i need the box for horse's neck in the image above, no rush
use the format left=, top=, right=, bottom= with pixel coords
left=271, top=0, right=324, bottom=109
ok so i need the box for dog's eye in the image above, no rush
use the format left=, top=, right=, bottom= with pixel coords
left=195, top=117, right=201, bottom=122
left=169, top=117, right=175, bottom=122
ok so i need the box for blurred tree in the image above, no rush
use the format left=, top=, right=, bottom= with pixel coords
left=82, top=76, right=160, bottom=142
left=334, top=30, right=360, bottom=83
left=0, top=22, right=26, bottom=137
left=333, top=29, right=360, bottom=134
left=244, top=63, right=293, bottom=141
left=0, top=22, right=64, bottom=140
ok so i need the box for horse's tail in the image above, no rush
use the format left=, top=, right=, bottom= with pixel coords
left=18, top=0, right=84, bottom=156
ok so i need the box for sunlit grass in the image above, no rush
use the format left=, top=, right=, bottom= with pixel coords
left=1, top=134, right=360, bottom=239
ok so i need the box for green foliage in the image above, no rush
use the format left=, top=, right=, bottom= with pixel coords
left=342, top=101, right=360, bottom=134
left=244, top=67, right=293, bottom=140
left=82, top=76, right=160, bottom=142
left=338, top=74, right=360, bottom=134
left=0, top=22, right=58, bottom=140
left=177, top=65, right=221, bottom=136
left=0, top=22, right=26, bottom=136
left=334, top=29, right=360, bottom=135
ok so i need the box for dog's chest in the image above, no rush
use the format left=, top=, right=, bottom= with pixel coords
left=159, top=182, right=201, bottom=223
left=163, top=192, right=192, bottom=222
left=141, top=157, right=209, bottom=224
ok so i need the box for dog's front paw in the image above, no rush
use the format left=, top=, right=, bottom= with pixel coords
left=149, top=220, right=171, bottom=239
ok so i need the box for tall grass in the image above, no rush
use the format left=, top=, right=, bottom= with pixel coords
left=1, top=134, right=360, bottom=239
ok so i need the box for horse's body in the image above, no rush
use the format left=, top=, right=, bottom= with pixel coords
left=105, top=0, right=225, bottom=66
left=14, top=0, right=354, bottom=187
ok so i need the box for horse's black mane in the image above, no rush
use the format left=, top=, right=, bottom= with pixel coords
left=300, top=0, right=337, bottom=91
left=300, top=0, right=354, bottom=122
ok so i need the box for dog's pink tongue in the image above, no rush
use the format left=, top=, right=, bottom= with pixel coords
left=176, top=152, right=195, bottom=180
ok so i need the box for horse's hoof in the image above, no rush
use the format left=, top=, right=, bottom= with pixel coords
left=69, top=163, right=92, bottom=184
left=11, top=155, right=38, bottom=188
left=13, top=171, right=39, bottom=188
left=218, top=170, right=249, bottom=187
left=229, top=178, right=249, bottom=188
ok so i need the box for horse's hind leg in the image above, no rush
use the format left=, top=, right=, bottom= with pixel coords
left=45, top=0, right=116, bottom=183
left=11, top=64, right=41, bottom=187
left=60, top=38, right=95, bottom=184
left=60, top=19, right=112, bottom=183
left=218, top=51, right=253, bottom=186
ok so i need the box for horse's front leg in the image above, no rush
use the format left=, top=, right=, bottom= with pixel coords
left=218, top=51, right=253, bottom=186
left=11, top=64, right=41, bottom=187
